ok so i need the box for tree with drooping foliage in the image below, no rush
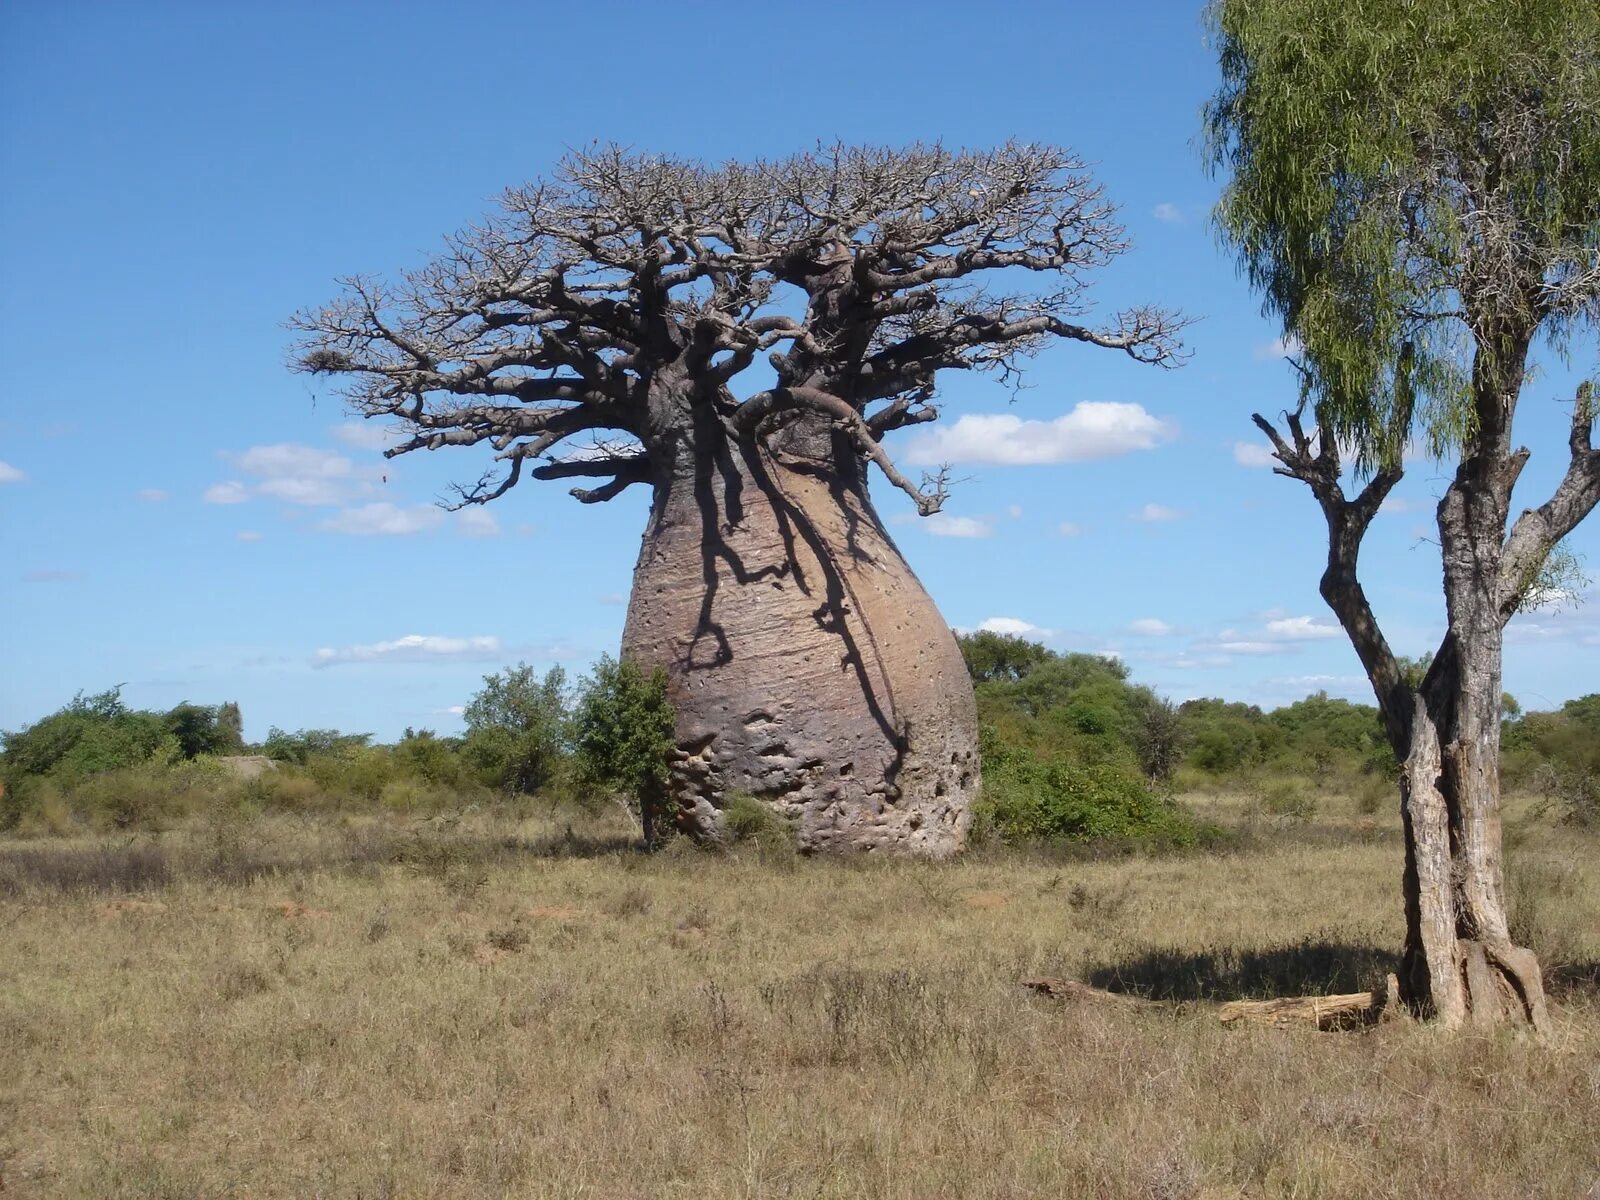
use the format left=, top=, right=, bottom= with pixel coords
left=292, top=143, right=1184, bottom=855
left=1208, top=0, right=1600, bottom=1028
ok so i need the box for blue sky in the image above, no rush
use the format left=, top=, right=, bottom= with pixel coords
left=2, top=0, right=1595, bottom=741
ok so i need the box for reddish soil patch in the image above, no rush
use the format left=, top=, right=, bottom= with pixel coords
left=963, top=891, right=1010, bottom=910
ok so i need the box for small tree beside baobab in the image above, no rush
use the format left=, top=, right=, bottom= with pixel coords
left=1209, top=0, right=1600, bottom=1028
left=292, top=143, right=1183, bottom=855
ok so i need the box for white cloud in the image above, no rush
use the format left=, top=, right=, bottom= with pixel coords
left=1127, top=618, right=1174, bottom=637
left=903, top=402, right=1176, bottom=466
left=977, top=617, right=1047, bottom=637
left=455, top=507, right=501, bottom=538
left=0, top=461, right=26, bottom=484
left=1007, top=504, right=1024, bottom=519
left=1254, top=335, right=1303, bottom=360
left=319, top=502, right=444, bottom=536
left=1133, top=503, right=1184, bottom=522
left=1508, top=588, right=1599, bottom=646
left=1264, top=615, right=1340, bottom=641
left=1233, top=441, right=1277, bottom=468
left=257, top=476, right=350, bottom=506
left=1168, top=654, right=1235, bottom=670
left=1057, top=521, right=1084, bottom=537
left=923, top=513, right=993, bottom=538
left=203, top=481, right=249, bottom=505
left=137, top=488, right=170, bottom=502
left=598, top=593, right=627, bottom=606
left=1214, top=640, right=1283, bottom=655
left=1153, top=202, right=1183, bottom=224
left=235, top=531, right=263, bottom=543
left=233, top=443, right=353, bottom=480
left=222, top=442, right=375, bottom=508
left=313, top=633, right=503, bottom=668
left=331, top=422, right=400, bottom=451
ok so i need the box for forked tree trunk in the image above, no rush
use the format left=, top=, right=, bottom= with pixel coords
left=621, top=405, right=978, bottom=856
left=1397, top=492, right=1550, bottom=1031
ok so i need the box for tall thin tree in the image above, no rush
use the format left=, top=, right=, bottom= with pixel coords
left=1208, top=0, right=1600, bottom=1027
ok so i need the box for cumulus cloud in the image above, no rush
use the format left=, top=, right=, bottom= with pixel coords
left=1264, top=615, right=1340, bottom=641
left=137, top=488, right=170, bottom=502
left=1233, top=441, right=1277, bottom=468
left=0, top=461, right=25, bottom=484
left=1153, top=202, right=1183, bottom=223
left=903, top=402, right=1175, bottom=466
left=598, top=593, right=627, bottom=606
left=1212, top=640, right=1283, bottom=655
left=455, top=508, right=501, bottom=538
left=1132, top=503, right=1184, bottom=522
left=1057, top=521, right=1084, bottom=537
left=319, top=502, right=445, bottom=536
left=211, top=442, right=379, bottom=508
left=1254, top=335, right=1303, bottom=360
left=313, top=633, right=503, bottom=668
left=1127, top=618, right=1174, bottom=637
left=923, top=513, right=993, bottom=538
left=977, top=617, right=1048, bottom=637
left=235, top=531, right=263, bottom=543
left=203, top=481, right=249, bottom=505
left=1007, top=504, right=1024, bottom=519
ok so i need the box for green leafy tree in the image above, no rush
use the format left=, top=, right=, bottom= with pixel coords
left=461, top=664, right=570, bottom=795
left=1208, top=0, right=1600, bottom=1028
left=571, top=656, right=676, bottom=846
left=956, top=630, right=1057, bottom=684
left=164, top=702, right=246, bottom=759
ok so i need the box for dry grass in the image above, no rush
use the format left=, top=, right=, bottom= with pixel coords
left=1, top=795, right=1597, bottom=1199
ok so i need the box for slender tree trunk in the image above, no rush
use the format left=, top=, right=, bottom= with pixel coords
left=621, top=405, right=978, bottom=856
left=1397, top=486, right=1550, bottom=1031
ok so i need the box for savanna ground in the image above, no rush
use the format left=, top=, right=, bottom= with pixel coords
left=2, top=790, right=1597, bottom=1199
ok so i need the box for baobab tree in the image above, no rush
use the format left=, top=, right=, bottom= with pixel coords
left=1209, top=0, right=1600, bottom=1027
left=292, top=143, right=1183, bottom=854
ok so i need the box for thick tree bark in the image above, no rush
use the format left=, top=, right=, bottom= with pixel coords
left=1396, top=486, right=1551, bottom=1030
left=622, top=405, right=978, bottom=856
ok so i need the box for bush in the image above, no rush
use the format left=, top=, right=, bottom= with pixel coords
left=572, top=656, right=676, bottom=842
left=462, top=664, right=570, bottom=794
left=976, top=726, right=1204, bottom=848
left=721, top=792, right=796, bottom=856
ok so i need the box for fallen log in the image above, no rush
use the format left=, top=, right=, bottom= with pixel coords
left=1023, top=973, right=1401, bottom=1031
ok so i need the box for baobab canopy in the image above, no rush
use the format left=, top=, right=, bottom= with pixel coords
left=292, top=142, right=1185, bottom=855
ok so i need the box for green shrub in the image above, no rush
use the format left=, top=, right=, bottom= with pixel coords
left=572, top=656, right=676, bottom=843
left=976, top=726, right=1203, bottom=847
left=721, top=792, right=796, bottom=856
left=462, top=664, right=570, bottom=794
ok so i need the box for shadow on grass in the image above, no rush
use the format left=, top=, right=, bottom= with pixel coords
left=1085, top=938, right=1402, bottom=1002
left=1546, top=959, right=1600, bottom=999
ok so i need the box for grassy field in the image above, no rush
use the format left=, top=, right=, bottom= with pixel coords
left=2, top=792, right=1597, bottom=1199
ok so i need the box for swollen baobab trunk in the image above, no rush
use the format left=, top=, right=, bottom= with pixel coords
left=292, top=143, right=1184, bottom=856
left=624, top=408, right=976, bottom=854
